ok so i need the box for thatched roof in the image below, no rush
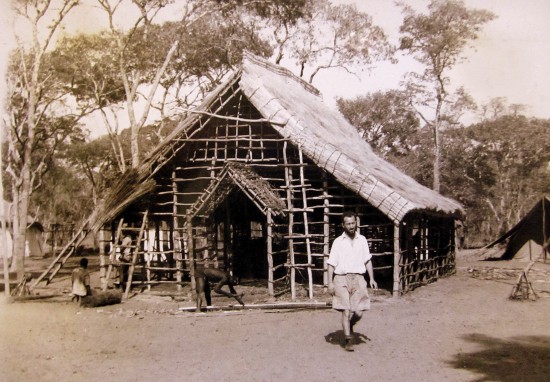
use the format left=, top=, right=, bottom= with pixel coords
left=123, top=52, right=463, bottom=224
left=237, top=53, right=462, bottom=223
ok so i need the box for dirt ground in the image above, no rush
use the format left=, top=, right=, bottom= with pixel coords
left=1, top=250, right=549, bottom=382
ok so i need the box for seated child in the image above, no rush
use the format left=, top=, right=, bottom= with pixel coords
left=71, top=257, right=91, bottom=303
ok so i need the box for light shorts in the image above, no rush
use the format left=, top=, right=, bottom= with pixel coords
left=332, top=274, right=371, bottom=312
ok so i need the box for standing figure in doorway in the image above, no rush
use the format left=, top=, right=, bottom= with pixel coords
left=327, top=211, right=377, bottom=352
left=117, top=234, right=133, bottom=290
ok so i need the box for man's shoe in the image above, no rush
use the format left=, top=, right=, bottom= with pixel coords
left=344, top=338, right=354, bottom=352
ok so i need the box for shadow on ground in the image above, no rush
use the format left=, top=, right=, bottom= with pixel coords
left=325, top=329, right=372, bottom=350
left=447, top=333, right=550, bottom=382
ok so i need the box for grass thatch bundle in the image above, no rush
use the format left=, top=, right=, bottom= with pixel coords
left=80, top=290, right=122, bottom=308
left=88, top=169, right=157, bottom=232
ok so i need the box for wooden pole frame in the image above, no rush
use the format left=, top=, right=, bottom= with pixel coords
left=393, top=223, right=401, bottom=297
left=267, top=208, right=274, bottom=296
left=283, top=141, right=296, bottom=301
left=322, top=175, right=330, bottom=291
left=187, top=215, right=196, bottom=299
left=173, top=169, right=182, bottom=292
left=298, top=148, right=313, bottom=299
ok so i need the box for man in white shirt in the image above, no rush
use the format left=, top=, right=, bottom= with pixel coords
left=328, top=211, right=377, bottom=352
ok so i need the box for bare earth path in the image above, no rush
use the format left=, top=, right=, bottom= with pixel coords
left=1, top=252, right=549, bottom=382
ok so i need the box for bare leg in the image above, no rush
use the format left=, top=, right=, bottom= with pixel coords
left=350, top=311, right=363, bottom=334
left=202, top=269, right=244, bottom=306
left=342, top=310, right=354, bottom=352
left=342, top=310, right=352, bottom=337
left=227, top=284, right=245, bottom=306
left=195, top=277, right=207, bottom=312
left=212, top=280, right=244, bottom=305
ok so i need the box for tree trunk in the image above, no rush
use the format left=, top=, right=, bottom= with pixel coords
left=432, top=124, right=441, bottom=192
left=1, top=138, right=10, bottom=295
left=432, top=88, right=443, bottom=193
left=12, top=185, right=30, bottom=282
left=131, top=125, right=140, bottom=169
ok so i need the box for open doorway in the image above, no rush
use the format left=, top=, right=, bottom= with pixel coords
left=212, top=190, right=269, bottom=281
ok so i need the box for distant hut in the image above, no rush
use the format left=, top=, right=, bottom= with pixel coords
left=39, top=53, right=463, bottom=298
left=0, top=200, right=45, bottom=271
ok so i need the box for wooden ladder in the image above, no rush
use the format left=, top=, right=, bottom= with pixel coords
left=32, top=224, right=89, bottom=288
left=103, top=211, right=149, bottom=299
left=123, top=210, right=149, bottom=298
left=283, top=143, right=314, bottom=300
left=298, top=149, right=314, bottom=299
left=103, top=218, right=126, bottom=290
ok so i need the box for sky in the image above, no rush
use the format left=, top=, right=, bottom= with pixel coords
left=1, top=0, right=550, bottom=138
left=323, top=0, right=550, bottom=120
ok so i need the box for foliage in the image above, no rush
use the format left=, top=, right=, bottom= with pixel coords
left=398, top=0, right=495, bottom=191
left=338, top=86, right=550, bottom=246
left=337, top=90, right=419, bottom=158
left=440, top=116, right=550, bottom=245
left=477, top=97, right=528, bottom=121
left=266, top=0, right=392, bottom=83
left=31, top=160, right=94, bottom=225
left=50, top=0, right=289, bottom=169
left=60, top=136, right=119, bottom=200
left=44, top=0, right=392, bottom=176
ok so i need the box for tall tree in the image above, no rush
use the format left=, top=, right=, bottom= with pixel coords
left=4, top=0, right=88, bottom=281
left=398, top=0, right=494, bottom=192
left=94, top=0, right=181, bottom=169
left=267, top=0, right=392, bottom=83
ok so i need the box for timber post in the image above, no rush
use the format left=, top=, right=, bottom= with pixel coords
left=267, top=208, right=274, bottom=296
left=393, top=223, right=401, bottom=297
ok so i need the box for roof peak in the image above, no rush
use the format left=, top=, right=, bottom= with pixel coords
left=242, top=51, right=321, bottom=98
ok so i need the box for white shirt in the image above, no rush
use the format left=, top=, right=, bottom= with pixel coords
left=327, top=232, right=372, bottom=275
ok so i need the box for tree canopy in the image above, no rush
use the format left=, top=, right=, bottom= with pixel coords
left=398, top=0, right=495, bottom=192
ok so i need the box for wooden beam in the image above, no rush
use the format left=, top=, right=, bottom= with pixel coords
left=178, top=301, right=331, bottom=312
left=393, top=223, right=401, bottom=297
left=267, top=209, right=274, bottom=297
